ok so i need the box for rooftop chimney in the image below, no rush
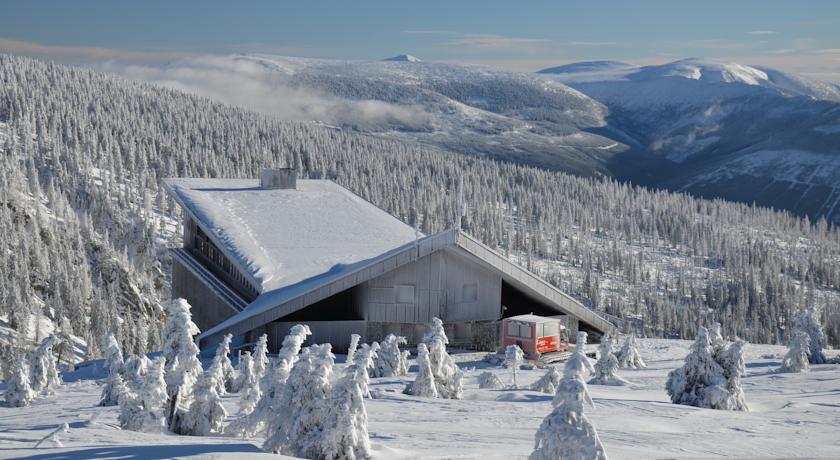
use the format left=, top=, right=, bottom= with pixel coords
left=260, top=168, right=297, bottom=190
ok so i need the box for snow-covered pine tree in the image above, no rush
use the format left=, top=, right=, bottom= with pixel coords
left=719, top=339, right=748, bottom=411
left=161, top=298, right=203, bottom=433
left=374, top=334, right=409, bottom=378
left=588, top=336, right=629, bottom=386
left=617, top=334, right=646, bottom=369
left=99, top=333, right=125, bottom=406
left=140, top=357, right=168, bottom=433
left=346, top=333, right=361, bottom=364
left=505, top=344, right=525, bottom=388
left=405, top=343, right=439, bottom=398
left=478, top=371, right=504, bottom=390
left=781, top=331, right=810, bottom=373
left=252, top=333, right=269, bottom=385
left=794, top=305, right=827, bottom=364
left=210, top=334, right=235, bottom=395
left=422, top=317, right=463, bottom=399
left=565, top=332, right=595, bottom=378
left=530, top=345, right=607, bottom=460
left=322, top=340, right=375, bottom=460
left=179, top=365, right=227, bottom=436
left=531, top=366, right=562, bottom=394
left=30, top=336, right=61, bottom=394
left=263, top=344, right=335, bottom=457
left=230, top=351, right=253, bottom=393
left=4, top=355, right=36, bottom=407
left=123, top=354, right=149, bottom=391
left=236, top=351, right=262, bottom=417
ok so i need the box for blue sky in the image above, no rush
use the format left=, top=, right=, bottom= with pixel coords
left=2, top=0, right=840, bottom=79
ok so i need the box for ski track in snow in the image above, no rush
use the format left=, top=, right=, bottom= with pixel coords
left=1, top=339, right=839, bottom=459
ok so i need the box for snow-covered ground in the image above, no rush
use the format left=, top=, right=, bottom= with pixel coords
left=1, top=339, right=839, bottom=459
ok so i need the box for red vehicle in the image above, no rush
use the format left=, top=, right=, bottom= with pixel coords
left=502, top=314, right=570, bottom=360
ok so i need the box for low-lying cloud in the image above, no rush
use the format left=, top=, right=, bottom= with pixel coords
left=96, top=55, right=431, bottom=132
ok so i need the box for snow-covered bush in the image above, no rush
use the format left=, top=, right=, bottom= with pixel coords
left=422, top=317, right=463, bottom=399
left=617, top=334, right=646, bottom=369
left=794, top=305, right=827, bottom=364
left=505, top=344, right=525, bottom=388
left=322, top=341, right=374, bottom=459
left=477, top=371, right=504, bottom=390
left=781, top=331, right=810, bottom=373
left=161, top=298, right=203, bottom=433
left=374, top=334, right=409, bottom=378
left=588, top=336, right=629, bottom=386
left=5, top=355, right=36, bottom=407
left=530, top=346, right=608, bottom=460
left=531, top=366, right=561, bottom=394
left=405, top=343, right=439, bottom=398
left=666, top=326, right=748, bottom=411
left=264, top=344, right=335, bottom=457
left=565, top=332, right=595, bottom=378
left=30, top=336, right=61, bottom=394
left=179, top=365, right=227, bottom=436
left=99, top=333, right=125, bottom=406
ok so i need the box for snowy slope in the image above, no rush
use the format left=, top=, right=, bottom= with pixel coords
left=540, top=58, right=840, bottom=223
left=1, top=339, right=839, bottom=459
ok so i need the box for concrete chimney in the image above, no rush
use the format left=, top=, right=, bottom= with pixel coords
left=259, top=168, right=297, bottom=190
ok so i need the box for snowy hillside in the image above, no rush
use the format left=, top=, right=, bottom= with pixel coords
left=1, top=339, right=839, bottom=459
left=540, top=58, right=840, bottom=223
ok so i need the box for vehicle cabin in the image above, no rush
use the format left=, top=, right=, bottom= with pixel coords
left=503, top=314, right=569, bottom=359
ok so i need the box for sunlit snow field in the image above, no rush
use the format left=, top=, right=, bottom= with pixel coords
left=1, top=339, right=839, bottom=459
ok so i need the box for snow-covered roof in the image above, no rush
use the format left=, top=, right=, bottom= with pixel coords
left=162, top=178, right=420, bottom=294
left=505, top=314, right=562, bottom=324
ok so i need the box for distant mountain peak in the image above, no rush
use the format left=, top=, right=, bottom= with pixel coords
left=384, top=54, right=421, bottom=62
left=537, top=61, right=634, bottom=74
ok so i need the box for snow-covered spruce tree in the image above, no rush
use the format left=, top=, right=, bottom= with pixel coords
left=180, top=365, right=227, bottom=436
left=123, top=354, right=149, bottom=391
left=422, top=317, right=463, bottom=399
left=230, top=351, right=253, bottom=393
left=530, top=345, right=607, bottom=460
left=264, top=344, right=335, bottom=457
left=235, top=351, right=262, bottom=417
left=588, top=336, right=629, bottom=386
left=565, top=332, right=595, bottom=378
left=405, top=343, right=439, bottom=398
left=99, top=333, right=125, bottom=406
left=322, top=340, right=375, bottom=460
left=794, top=305, right=827, bottom=364
left=666, top=326, right=748, bottom=411
left=505, top=344, right=525, bottom=388
left=229, top=324, right=311, bottom=438
left=138, top=357, right=168, bottom=433
left=5, top=355, right=36, bottom=407
left=30, top=336, right=61, bottom=395
left=781, top=331, right=810, bottom=373
left=374, top=334, right=409, bottom=378
left=346, top=333, right=361, bottom=364
left=208, top=334, right=235, bottom=395
left=531, top=366, right=562, bottom=394
left=252, top=333, right=269, bottom=385
left=617, top=334, right=646, bottom=369
left=161, top=298, right=203, bottom=433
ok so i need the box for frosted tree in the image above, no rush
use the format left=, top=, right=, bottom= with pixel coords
left=322, top=341, right=375, bottom=460
left=229, top=324, right=310, bottom=438
left=617, top=334, right=646, bottom=369
left=4, top=355, right=36, bottom=407
left=794, top=305, right=827, bottom=364
left=123, top=354, right=149, bottom=391
left=530, top=348, right=607, bottom=460
left=346, top=333, right=361, bottom=364
left=122, top=356, right=169, bottom=433
left=234, top=351, right=262, bottom=418
left=252, top=333, right=270, bottom=384
left=404, top=343, right=438, bottom=398
left=781, top=331, right=810, bottom=373
left=588, top=336, right=629, bottom=386
left=99, top=333, right=125, bottom=406
left=531, top=366, right=562, bottom=394
left=118, top=383, right=144, bottom=431
left=505, top=344, right=525, bottom=388
left=666, top=326, right=747, bottom=411
left=210, top=334, right=235, bottom=395
left=30, top=336, right=61, bottom=394
left=422, top=317, right=463, bottom=399
left=231, top=351, right=253, bottom=393
left=375, top=334, right=409, bottom=378
left=161, top=298, right=203, bottom=433
left=264, top=344, right=335, bottom=457
left=180, top=366, right=228, bottom=435
left=565, top=332, right=595, bottom=378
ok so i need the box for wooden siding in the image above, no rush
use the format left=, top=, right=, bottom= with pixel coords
left=172, top=255, right=241, bottom=334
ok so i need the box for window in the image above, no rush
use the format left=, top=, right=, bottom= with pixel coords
left=518, top=324, right=532, bottom=338
left=462, top=283, right=478, bottom=302
left=507, top=321, right=533, bottom=339
left=396, top=284, right=415, bottom=304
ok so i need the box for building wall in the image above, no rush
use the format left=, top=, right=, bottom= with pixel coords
left=172, top=258, right=238, bottom=334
